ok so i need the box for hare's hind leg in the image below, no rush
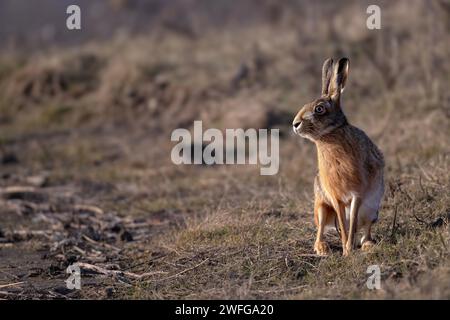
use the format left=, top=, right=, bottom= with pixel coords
left=361, top=222, right=376, bottom=251
left=314, top=201, right=334, bottom=256
left=359, top=205, right=378, bottom=251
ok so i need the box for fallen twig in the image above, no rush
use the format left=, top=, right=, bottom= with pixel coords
left=82, top=235, right=121, bottom=252
left=412, top=212, right=428, bottom=225
left=77, top=262, right=167, bottom=280
left=74, top=205, right=104, bottom=216
left=391, top=204, right=399, bottom=237
left=0, top=186, right=47, bottom=202
left=146, top=258, right=210, bottom=283
left=0, top=281, right=25, bottom=289
left=298, top=254, right=327, bottom=258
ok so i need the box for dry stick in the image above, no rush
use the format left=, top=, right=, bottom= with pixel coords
left=298, top=253, right=327, bottom=258
left=161, top=244, right=182, bottom=256
left=418, top=175, right=429, bottom=198
left=122, top=253, right=169, bottom=272
left=391, top=204, right=399, bottom=238
left=412, top=211, right=428, bottom=225
left=0, top=281, right=25, bottom=289
left=417, top=162, right=437, bottom=182
left=82, top=235, right=121, bottom=252
left=146, top=258, right=210, bottom=283
left=298, top=259, right=319, bottom=270
left=438, top=233, right=448, bottom=251
left=73, top=246, right=86, bottom=255
left=74, top=204, right=104, bottom=215
left=77, top=262, right=167, bottom=280
left=402, top=183, right=429, bottom=226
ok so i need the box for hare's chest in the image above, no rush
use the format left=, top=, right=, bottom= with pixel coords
left=318, top=154, right=362, bottom=203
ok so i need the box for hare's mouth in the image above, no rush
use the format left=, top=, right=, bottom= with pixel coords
left=293, top=122, right=312, bottom=137
left=294, top=125, right=316, bottom=141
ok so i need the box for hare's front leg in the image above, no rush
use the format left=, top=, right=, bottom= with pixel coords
left=345, top=196, right=362, bottom=255
left=314, top=202, right=333, bottom=256
left=335, top=202, right=349, bottom=256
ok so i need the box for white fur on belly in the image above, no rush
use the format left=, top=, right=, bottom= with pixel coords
left=323, top=178, right=384, bottom=232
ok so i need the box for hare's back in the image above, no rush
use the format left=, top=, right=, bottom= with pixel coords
left=349, top=125, right=384, bottom=174
left=349, top=126, right=385, bottom=219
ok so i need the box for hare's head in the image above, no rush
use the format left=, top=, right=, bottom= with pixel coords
left=292, top=58, right=350, bottom=141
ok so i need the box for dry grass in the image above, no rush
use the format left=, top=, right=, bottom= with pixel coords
left=0, top=0, right=449, bottom=299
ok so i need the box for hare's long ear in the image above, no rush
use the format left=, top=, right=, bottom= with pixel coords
left=329, top=58, right=349, bottom=101
left=321, top=58, right=334, bottom=96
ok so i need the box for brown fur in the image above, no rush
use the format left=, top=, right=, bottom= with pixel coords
left=316, top=125, right=383, bottom=205
left=293, top=58, right=385, bottom=256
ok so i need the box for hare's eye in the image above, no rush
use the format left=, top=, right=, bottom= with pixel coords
left=314, top=105, right=325, bottom=114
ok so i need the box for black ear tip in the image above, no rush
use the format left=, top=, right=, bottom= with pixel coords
left=337, top=58, right=349, bottom=72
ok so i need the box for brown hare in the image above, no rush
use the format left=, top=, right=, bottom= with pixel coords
left=292, top=58, right=384, bottom=256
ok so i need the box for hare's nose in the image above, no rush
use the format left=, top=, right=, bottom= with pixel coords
left=293, top=121, right=302, bottom=129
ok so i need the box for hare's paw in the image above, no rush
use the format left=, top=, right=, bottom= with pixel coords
left=361, top=240, right=376, bottom=252
left=314, top=241, right=329, bottom=256
left=344, top=243, right=354, bottom=256
left=342, top=247, right=350, bottom=257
